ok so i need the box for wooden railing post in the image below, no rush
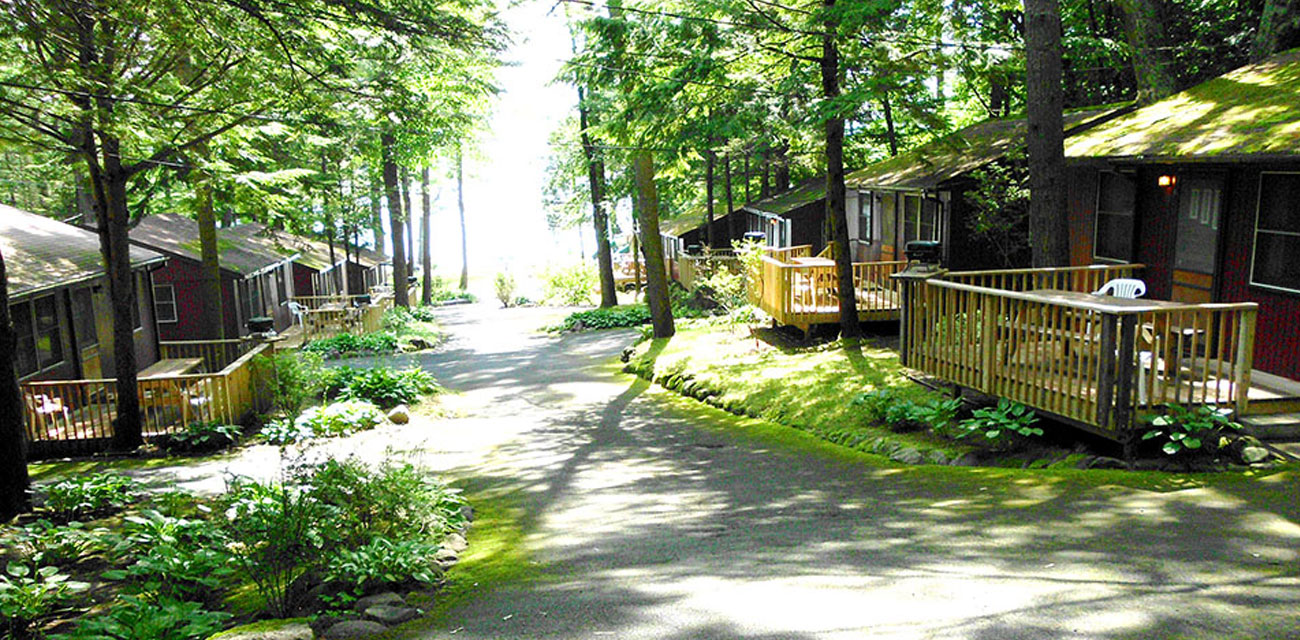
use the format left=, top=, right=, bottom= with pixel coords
left=1095, top=312, right=1118, bottom=429
left=891, top=267, right=947, bottom=368
left=1234, top=307, right=1257, bottom=416
left=1114, top=314, right=1138, bottom=432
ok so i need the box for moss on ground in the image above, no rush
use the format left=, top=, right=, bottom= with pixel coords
left=624, top=322, right=977, bottom=462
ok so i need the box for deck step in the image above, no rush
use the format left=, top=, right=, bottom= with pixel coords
left=1240, top=412, right=1300, bottom=441
left=1244, top=397, right=1300, bottom=416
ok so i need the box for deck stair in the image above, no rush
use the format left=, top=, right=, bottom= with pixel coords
left=1240, top=412, right=1300, bottom=442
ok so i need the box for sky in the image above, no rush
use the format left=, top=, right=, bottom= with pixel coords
left=415, top=0, right=587, bottom=291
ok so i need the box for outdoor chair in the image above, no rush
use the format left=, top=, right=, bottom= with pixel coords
left=287, top=301, right=306, bottom=329
left=1093, top=278, right=1147, bottom=299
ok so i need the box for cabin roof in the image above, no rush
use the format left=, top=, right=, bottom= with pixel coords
left=131, top=213, right=292, bottom=277
left=1066, top=49, right=1300, bottom=161
left=848, top=106, right=1125, bottom=191
left=745, top=177, right=826, bottom=216
left=0, top=205, right=165, bottom=299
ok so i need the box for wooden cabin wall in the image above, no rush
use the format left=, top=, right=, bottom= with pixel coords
left=293, top=263, right=316, bottom=298
left=1067, top=166, right=1099, bottom=266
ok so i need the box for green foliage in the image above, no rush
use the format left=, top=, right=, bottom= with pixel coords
left=494, top=272, right=517, bottom=308
left=964, top=155, right=1030, bottom=268
left=850, top=389, right=960, bottom=434
left=956, top=399, right=1043, bottom=444
left=253, top=351, right=326, bottom=416
left=303, top=458, right=466, bottom=549
left=265, top=400, right=386, bottom=445
left=551, top=305, right=652, bottom=331
left=301, top=332, right=399, bottom=360
left=218, top=480, right=325, bottom=617
left=0, top=562, right=89, bottom=638
left=543, top=263, right=599, bottom=306
left=42, top=473, right=140, bottom=520
left=325, top=366, right=441, bottom=409
left=383, top=305, right=438, bottom=332
left=51, top=595, right=230, bottom=640
left=325, top=538, right=442, bottom=593
left=152, top=421, right=242, bottom=455
left=101, top=511, right=232, bottom=603
left=1141, top=404, right=1242, bottom=457
left=913, top=398, right=964, bottom=435
left=12, top=521, right=106, bottom=568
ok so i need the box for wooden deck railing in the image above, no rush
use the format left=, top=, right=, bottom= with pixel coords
left=20, top=342, right=274, bottom=457
left=897, top=267, right=1258, bottom=440
left=159, top=339, right=256, bottom=373
left=763, top=245, right=812, bottom=264
left=291, top=294, right=376, bottom=310
left=679, top=252, right=740, bottom=291
left=750, top=256, right=907, bottom=331
left=945, top=263, right=1144, bottom=293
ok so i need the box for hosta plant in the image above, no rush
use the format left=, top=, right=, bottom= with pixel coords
left=1141, top=404, right=1242, bottom=457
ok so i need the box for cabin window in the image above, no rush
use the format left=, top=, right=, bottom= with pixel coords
left=154, top=284, right=178, bottom=324
left=901, top=194, right=939, bottom=245
left=1252, top=172, right=1300, bottom=293
left=275, top=265, right=287, bottom=302
left=71, top=288, right=98, bottom=348
left=857, top=192, right=873, bottom=243
left=1094, top=171, right=1136, bottom=262
left=245, top=278, right=262, bottom=319
left=11, top=301, right=37, bottom=377
left=10, top=296, right=65, bottom=377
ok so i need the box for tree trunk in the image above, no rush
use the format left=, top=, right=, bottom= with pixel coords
left=326, top=222, right=339, bottom=295
left=724, top=153, right=736, bottom=245
left=402, top=168, right=414, bottom=287
left=774, top=145, right=790, bottom=192
left=0, top=248, right=31, bottom=521
left=1251, top=0, right=1299, bottom=62
left=382, top=133, right=409, bottom=307
left=882, top=93, right=899, bottom=156
left=94, top=138, right=144, bottom=450
left=705, top=151, right=716, bottom=249
left=821, top=1, right=862, bottom=339
left=421, top=166, right=433, bottom=306
left=632, top=150, right=674, bottom=338
left=1025, top=0, right=1071, bottom=267
left=370, top=174, right=386, bottom=258
left=457, top=151, right=469, bottom=291
left=743, top=155, right=751, bottom=203
left=761, top=161, right=770, bottom=199
left=577, top=88, right=617, bottom=307
left=1116, top=0, right=1177, bottom=103
left=194, top=169, right=224, bottom=339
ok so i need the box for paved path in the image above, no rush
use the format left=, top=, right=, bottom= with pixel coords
left=122, top=302, right=1300, bottom=638
left=398, top=303, right=1300, bottom=640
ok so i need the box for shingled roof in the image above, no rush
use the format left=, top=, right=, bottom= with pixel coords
left=1, top=205, right=165, bottom=299
left=131, top=213, right=293, bottom=277
left=1065, top=49, right=1300, bottom=161
left=222, top=224, right=336, bottom=272
left=848, top=106, right=1126, bottom=191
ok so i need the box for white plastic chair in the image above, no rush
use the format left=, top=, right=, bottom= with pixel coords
left=287, top=301, right=305, bottom=327
left=1093, top=278, right=1147, bottom=299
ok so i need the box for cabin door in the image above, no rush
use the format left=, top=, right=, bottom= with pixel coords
left=1171, top=175, right=1225, bottom=303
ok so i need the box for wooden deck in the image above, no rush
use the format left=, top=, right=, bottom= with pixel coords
left=749, top=245, right=906, bottom=331
left=895, top=263, right=1287, bottom=441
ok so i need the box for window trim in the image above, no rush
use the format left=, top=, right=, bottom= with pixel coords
left=1250, top=170, right=1300, bottom=295
left=153, top=283, right=178, bottom=324
left=1092, top=170, right=1138, bottom=264
left=11, top=294, right=66, bottom=379
left=857, top=191, right=874, bottom=244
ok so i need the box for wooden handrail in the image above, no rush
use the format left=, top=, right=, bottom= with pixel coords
left=927, top=279, right=1259, bottom=315
left=946, top=263, right=1148, bottom=278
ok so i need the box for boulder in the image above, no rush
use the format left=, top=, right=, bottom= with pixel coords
left=387, top=405, right=410, bottom=425
left=322, top=620, right=390, bottom=640
left=1241, top=446, right=1272, bottom=464
left=365, top=604, right=420, bottom=626
left=459, top=504, right=475, bottom=522
left=890, top=448, right=925, bottom=465
left=443, top=533, right=469, bottom=553
left=207, top=619, right=313, bottom=640
left=353, top=592, right=405, bottom=612
left=1087, top=456, right=1129, bottom=470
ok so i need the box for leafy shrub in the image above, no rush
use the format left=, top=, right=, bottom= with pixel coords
left=218, top=480, right=326, bottom=617
left=102, top=510, right=232, bottom=603
left=301, top=332, right=398, bottom=360
left=51, top=595, right=229, bottom=640
left=851, top=390, right=926, bottom=432
left=914, top=398, right=964, bottom=435
left=955, top=399, right=1042, bottom=445
left=263, top=400, right=385, bottom=445
left=325, top=538, right=442, bottom=594
left=1142, top=404, right=1242, bottom=457
left=1, top=562, right=88, bottom=638
left=552, top=305, right=652, bottom=332
left=253, top=350, right=325, bottom=416
left=327, top=366, right=440, bottom=408
left=303, top=458, right=466, bottom=549
left=43, top=473, right=139, bottom=520
left=543, top=263, right=598, bottom=306
left=494, top=272, right=517, bottom=308
left=152, top=421, right=241, bottom=455
left=13, top=521, right=105, bottom=567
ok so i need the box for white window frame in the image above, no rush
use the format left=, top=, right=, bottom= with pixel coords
left=1250, top=170, right=1300, bottom=295
left=153, top=283, right=178, bottom=324
left=1092, top=170, right=1138, bottom=264
left=857, top=191, right=874, bottom=244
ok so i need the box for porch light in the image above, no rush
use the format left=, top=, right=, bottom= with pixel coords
left=1157, top=174, right=1177, bottom=188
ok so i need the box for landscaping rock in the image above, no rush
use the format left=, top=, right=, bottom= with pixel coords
left=949, top=452, right=982, bottom=467
left=459, top=504, right=474, bottom=522
left=890, top=447, right=925, bottom=465
left=434, top=547, right=460, bottom=570
left=208, top=619, right=314, bottom=640
left=443, top=532, right=469, bottom=553
left=322, top=620, right=389, bottom=639
left=353, top=592, right=405, bottom=613
left=365, top=604, right=420, bottom=626
left=387, top=405, right=410, bottom=424
left=926, top=451, right=950, bottom=466
left=407, top=337, right=433, bottom=350
left=1241, top=446, right=1272, bottom=464
left=1087, top=456, right=1129, bottom=470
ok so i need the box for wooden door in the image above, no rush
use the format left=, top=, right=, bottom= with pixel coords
left=1171, top=175, right=1225, bottom=304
